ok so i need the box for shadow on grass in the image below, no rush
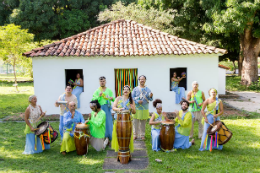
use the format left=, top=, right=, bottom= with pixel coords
left=144, top=118, right=260, bottom=172
left=0, top=122, right=107, bottom=173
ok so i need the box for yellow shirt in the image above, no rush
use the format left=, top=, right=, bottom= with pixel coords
left=175, top=110, right=192, bottom=136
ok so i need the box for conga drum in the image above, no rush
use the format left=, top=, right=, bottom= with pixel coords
left=207, top=121, right=232, bottom=145
left=116, top=110, right=132, bottom=164
left=160, top=121, right=175, bottom=152
left=74, top=123, right=89, bottom=155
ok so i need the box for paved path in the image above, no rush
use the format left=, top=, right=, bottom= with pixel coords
left=222, top=91, right=260, bottom=113
left=103, top=140, right=148, bottom=171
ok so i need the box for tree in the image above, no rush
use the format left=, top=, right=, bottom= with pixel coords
left=0, top=0, right=19, bottom=25
left=9, top=0, right=113, bottom=41
left=98, top=2, right=176, bottom=35
left=0, top=24, right=34, bottom=91
left=202, top=0, right=260, bottom=85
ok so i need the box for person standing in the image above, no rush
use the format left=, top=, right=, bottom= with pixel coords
left=132, top=75, right=153, bottom=140
left=187, top=81, right=205, bottom=139
left=92, top=76, right=115, bottom=144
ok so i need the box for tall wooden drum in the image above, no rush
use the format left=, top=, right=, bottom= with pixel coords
left=74, top=123, right=89, bottom=155
left=116, top=111, right=132, bottom=164
left=160, top=121, right=175, bottom=152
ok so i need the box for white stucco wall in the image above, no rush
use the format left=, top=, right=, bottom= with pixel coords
left=218, top=67, right=226, bottom=95
left=32, top=54, right=220, bottom=115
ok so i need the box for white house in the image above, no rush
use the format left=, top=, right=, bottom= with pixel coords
left=218, top=64, right=230, bottom=95
left=23, top=19, right=227, bottom=115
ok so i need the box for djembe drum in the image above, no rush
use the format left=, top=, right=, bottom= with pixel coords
left=116, top=110, right=132, bottom=164
left=74, top=123, right=89, bottom=155
left=207, top=121, right=232, bottom=145
left=160, top=121, right=175, bottom=152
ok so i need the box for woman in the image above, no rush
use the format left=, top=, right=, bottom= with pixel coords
left=72, top=73, right=83, bottom=108
left=199, top=88, right=223, bottom=151
left=111, top=85, right=136, bottom=153
left=149, top=99, right=169, bottom=151
left=171, top=72, right=186, bottom=104
left=23, top=95, right=50, bottom=154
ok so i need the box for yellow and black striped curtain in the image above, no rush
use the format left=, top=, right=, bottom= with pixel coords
left=115, top=69, right=138, bottom=97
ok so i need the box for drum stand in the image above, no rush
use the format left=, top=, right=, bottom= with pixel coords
left=117, top=150, right=131, bottom=164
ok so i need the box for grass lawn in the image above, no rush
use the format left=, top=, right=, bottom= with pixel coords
left=226, top=76, right=260, bottom=92
left=0, top=74, right=33, bottom=82
left=0, top=82, right=34, bottom=119
left=0, top=122, right=107, bottom=173
left=145, top=118, right=260, bottom=172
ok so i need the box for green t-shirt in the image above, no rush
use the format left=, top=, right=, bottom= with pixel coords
left=92, top=87, right=115, bottom=106
left=189, top=90, right=203, bottom=112
left=88, top=110, right=106, bottom=138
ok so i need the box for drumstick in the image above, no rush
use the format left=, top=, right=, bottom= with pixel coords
left=36, top=111, right=47, bottom=122
left=208, top=122, right=214, bottom=127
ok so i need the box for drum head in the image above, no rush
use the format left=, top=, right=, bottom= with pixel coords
left=161, top=121, right=174, bottom=125
left=35, top=121, right=49, bottom=136
left=207, top=121, right=222, bottom=135
left=76, top=123, right=89, bottom=130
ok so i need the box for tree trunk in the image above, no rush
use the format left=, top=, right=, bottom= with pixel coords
left=13, top=57, right=19, bottom=92
left=240, top=34, right=260, bottom=85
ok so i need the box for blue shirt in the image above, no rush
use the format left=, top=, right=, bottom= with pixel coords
left=63, top=110, right=85, bottom=136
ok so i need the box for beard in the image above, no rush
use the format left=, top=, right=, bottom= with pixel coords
left=181, top=107, right=188, bottom=111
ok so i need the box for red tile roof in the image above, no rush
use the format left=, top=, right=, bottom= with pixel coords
left=23, top=19, right=227, bottom=57
left=218, top=64, right=230, bottom=70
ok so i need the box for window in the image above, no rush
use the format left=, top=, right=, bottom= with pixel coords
left=115, top=69, right=138, bottom=97
left=170, top=68, right=187, bottom=91
left=65, top=69, right=84, bottom=92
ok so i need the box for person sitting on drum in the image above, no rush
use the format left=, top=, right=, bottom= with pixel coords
left=173, top=100, right=195, bottom=149
left=23, top=95, right=50, bottom=154
left=60, top=101, right=85, bottom=155
left=199, top=88, right=223, bottom=151
left=85, top=100, right=107, bottom=151
left=149, top=99, right=170, bottom=151
left=111, top=85, right=136, bottom=153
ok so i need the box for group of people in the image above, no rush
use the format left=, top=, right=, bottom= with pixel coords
left=23, top=73, right=224, bottom=155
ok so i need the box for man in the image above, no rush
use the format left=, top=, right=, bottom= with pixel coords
left=92, top=76, right=115, bottom=145
left=60, top=102, right=85, bottom=155
left=132, top=75, right=153, bottom=140
left=173, top=100, right=195, bottom=149
left=187, top=81, right=205, bottom=139
left=55, top=84, right=78, bottom=140
left=85, top=100, right=107, bottom=151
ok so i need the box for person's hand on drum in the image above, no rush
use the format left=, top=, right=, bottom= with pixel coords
left=138, top=100, right=143, bottom=104
left=118, top=108, right=124, bottom=112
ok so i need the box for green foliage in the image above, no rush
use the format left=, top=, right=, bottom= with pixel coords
left=219, top=61, right=237, bottom=71
left=58, top=9, right=91, bottom=39
left=0, top=24, right=34, bottom=83
left=8, top=0, right=111, bottom=41
left=0, top=0, right=19, bottom=25
left=226, top=76, right=260, bottom=92
left=98, top=2, right=176, bottom=35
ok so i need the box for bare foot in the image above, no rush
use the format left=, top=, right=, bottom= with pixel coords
left=191, top=139, right=195, bottom=145
left=61, top=151, right=66, bottom=156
